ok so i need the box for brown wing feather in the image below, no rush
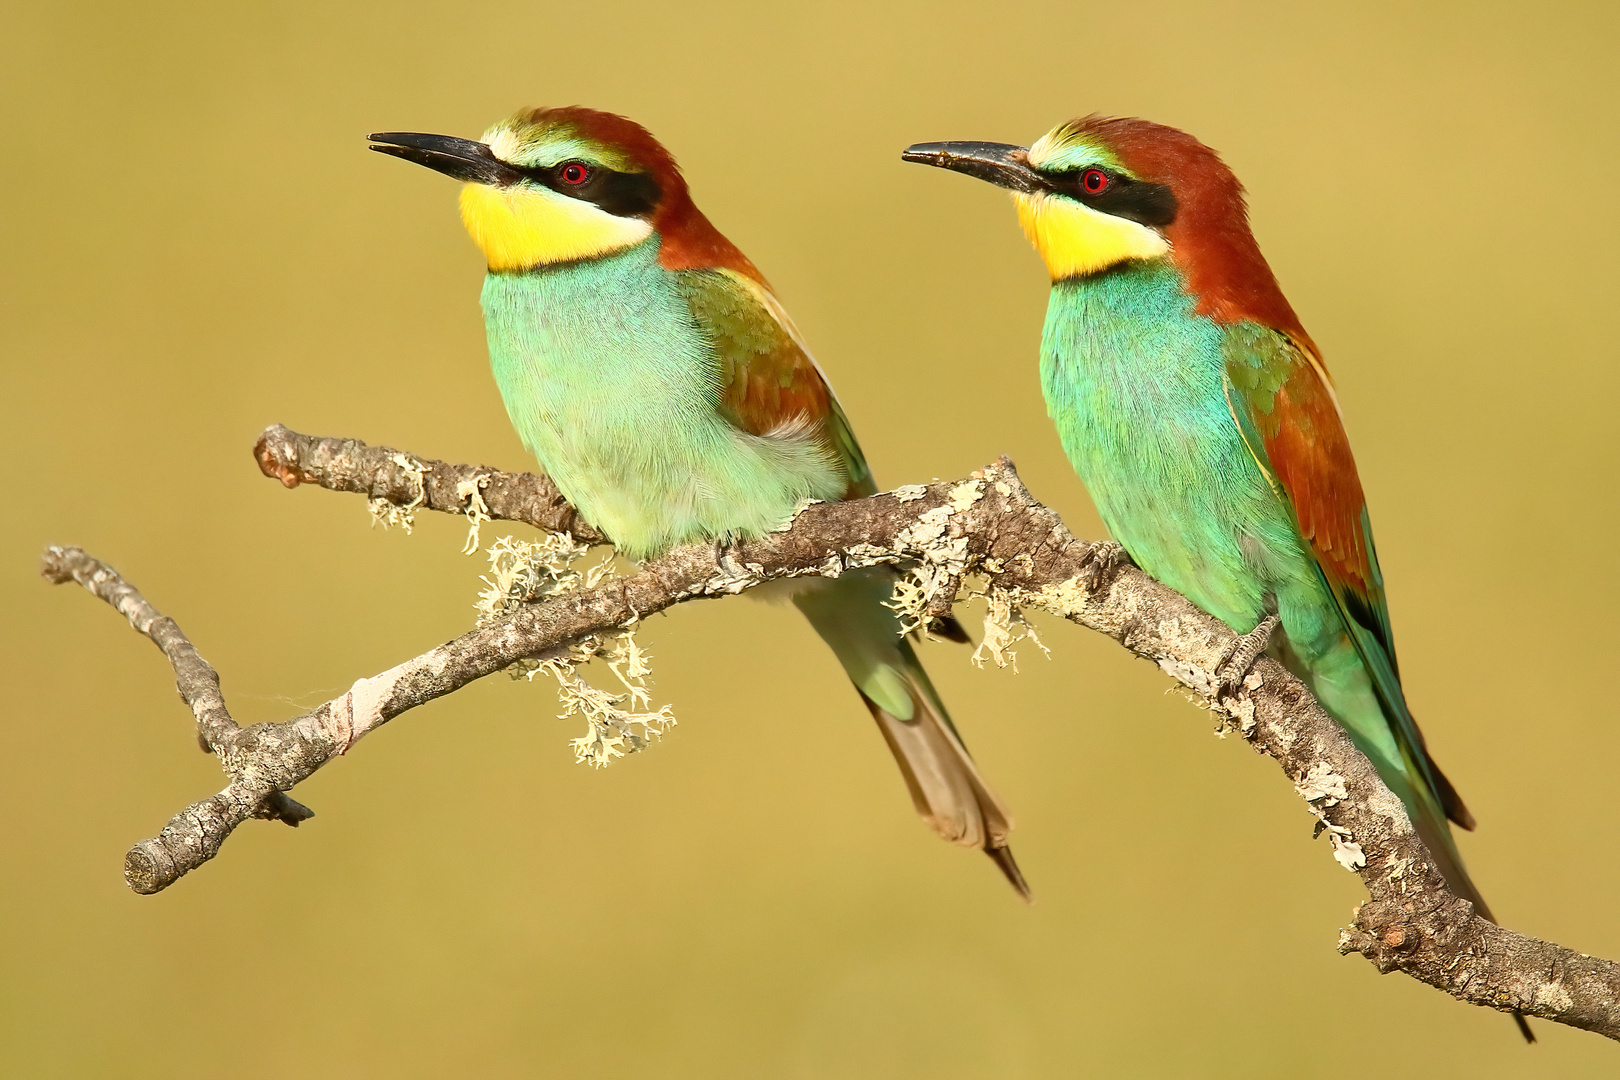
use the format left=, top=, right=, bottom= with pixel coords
left=1225, top=326, right=1384, bottom=637
left=677, top=268, right=874, bottom=498
left=1226, top=326, right=1473, bottom=830
left=1255, top=343, right=1374, bottom=600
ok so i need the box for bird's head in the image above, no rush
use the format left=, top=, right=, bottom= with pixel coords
left=371, top=106, right=756, bottom=277
left=904, top=116, right=1301, bottom=334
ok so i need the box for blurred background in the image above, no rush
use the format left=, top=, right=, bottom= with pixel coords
left=4, top=1, right=1618, bottom=1075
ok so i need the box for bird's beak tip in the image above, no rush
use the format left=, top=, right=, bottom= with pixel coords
left=365, top=131, right=515, bottom=185
left=898, top=141, right=1039, bottom=192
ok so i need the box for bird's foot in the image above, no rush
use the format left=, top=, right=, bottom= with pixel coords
left=1078, top=540, right=1131, bottom=593
left=1214, top=614, right=1280, bottom=701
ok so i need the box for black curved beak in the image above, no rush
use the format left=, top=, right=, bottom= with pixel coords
left=368, top=132, right=522, bottom=186
left=901, top=141, right=1044, bottom=194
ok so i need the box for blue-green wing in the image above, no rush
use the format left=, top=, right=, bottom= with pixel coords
left=1222, top=322, right=1473, bottom=829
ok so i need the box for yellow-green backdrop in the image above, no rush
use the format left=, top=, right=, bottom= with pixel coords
left=4, top=2, right=1617, bottom=1076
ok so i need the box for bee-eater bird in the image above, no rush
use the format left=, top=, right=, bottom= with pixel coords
left=368, top=107, right=1026, bottom=897
left=903, top=116, right=1530, bottom=1036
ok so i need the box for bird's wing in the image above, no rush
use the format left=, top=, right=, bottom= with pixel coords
left=675, top=268, right=875, bottom=498
left=1221, top=323, right=1391, bottom=653
left=677, top=266, right=969, bottom=649
left=1221, top=322, right=1473, bottom=829
left=674, top=271, right=1014, bottom=884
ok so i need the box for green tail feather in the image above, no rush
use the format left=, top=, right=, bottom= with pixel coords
left=791, top=568, right=1028, bottom=899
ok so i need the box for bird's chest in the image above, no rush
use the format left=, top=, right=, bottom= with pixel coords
left=481, top=245, right=711, bottom=462
left=1040, top=268, right=1244, bottom=508
left=475, top=243, right=839, bottom=558
left=479, top=247, right=721, bottom=547
left=1039, top=264, right=1288, bottom=625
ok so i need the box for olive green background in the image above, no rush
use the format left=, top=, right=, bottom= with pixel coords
left=4, top=1, right=1617, bottom=1076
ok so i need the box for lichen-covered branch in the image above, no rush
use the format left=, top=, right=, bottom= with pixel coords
left=253, top=424, right=606, bottom=544
left=43, top=430, right=1620, bottom=1042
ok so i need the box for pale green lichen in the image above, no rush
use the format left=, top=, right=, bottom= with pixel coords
left=881, top=482, right=984, bottom=639
left=476, top=534, right=673, bottom=767
left=895, top=504, right=953, bottom=552
left=946, top=479, right=984, bottom=513
left=1295, top=762, right=1348, bottom=806
left=475, top=533, right=592, bottom=620
left=457, top=474, right=492, bottom=555
left=523, top=637, right=676, bottom=768
left=884, top=570, right=932, bottom=637
left=369, top=452, right=430, bottom=532
left=769, top=497, right=824, bottom=533
left=1324, top=823, right=1367, bottom=871
left=969, top=587, right=1049, bottom=672
left=1028, top=575, right=1090, bottom=619
left=1290, top=763, right=1366, bottom=871
left=964, top=568, right=1117, bottom=671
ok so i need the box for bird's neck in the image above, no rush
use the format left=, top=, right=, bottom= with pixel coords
left=1039, top=259, right=1230, bottom=423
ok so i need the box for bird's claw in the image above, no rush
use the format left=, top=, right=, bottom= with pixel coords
left=1215, top=614, right=1280, bottom=701
left=1079, top=540, right=1130, bottom=592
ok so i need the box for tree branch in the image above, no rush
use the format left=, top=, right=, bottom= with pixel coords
left=253, top=423, right=606, bottom=543
left=43, top=426, right=1620, bottom=1042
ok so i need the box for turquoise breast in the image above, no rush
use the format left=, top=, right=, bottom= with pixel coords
left=1039, top=261, right=1307, bottom=631
left=480, top=239, right=842, bottom=557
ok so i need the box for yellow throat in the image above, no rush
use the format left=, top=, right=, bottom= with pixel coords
left=458, top=183, right=654, bottom=271
left=1013, top=191, right=1170, bottom=280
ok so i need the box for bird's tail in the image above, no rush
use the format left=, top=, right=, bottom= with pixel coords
left=1306, top=625, right=1532, bottom=1042
left=792, top=568, right=1029, bottom=900
left=1384, top=765, right=1535, bottom=1043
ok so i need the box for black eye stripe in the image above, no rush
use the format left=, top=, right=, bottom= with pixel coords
left=1048, top=167, right=1178, bottom=228
left=508, top=160, right=662, bottom=218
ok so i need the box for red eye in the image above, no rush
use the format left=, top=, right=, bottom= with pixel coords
left=559, top=162, right=591, bottom=185
left=1081, top=169, right=1109, bottom=195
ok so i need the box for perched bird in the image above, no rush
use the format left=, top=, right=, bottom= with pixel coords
left=369, top=108, right=1026, bottom=896
left=904, top=116, right=1529, bottom=1036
